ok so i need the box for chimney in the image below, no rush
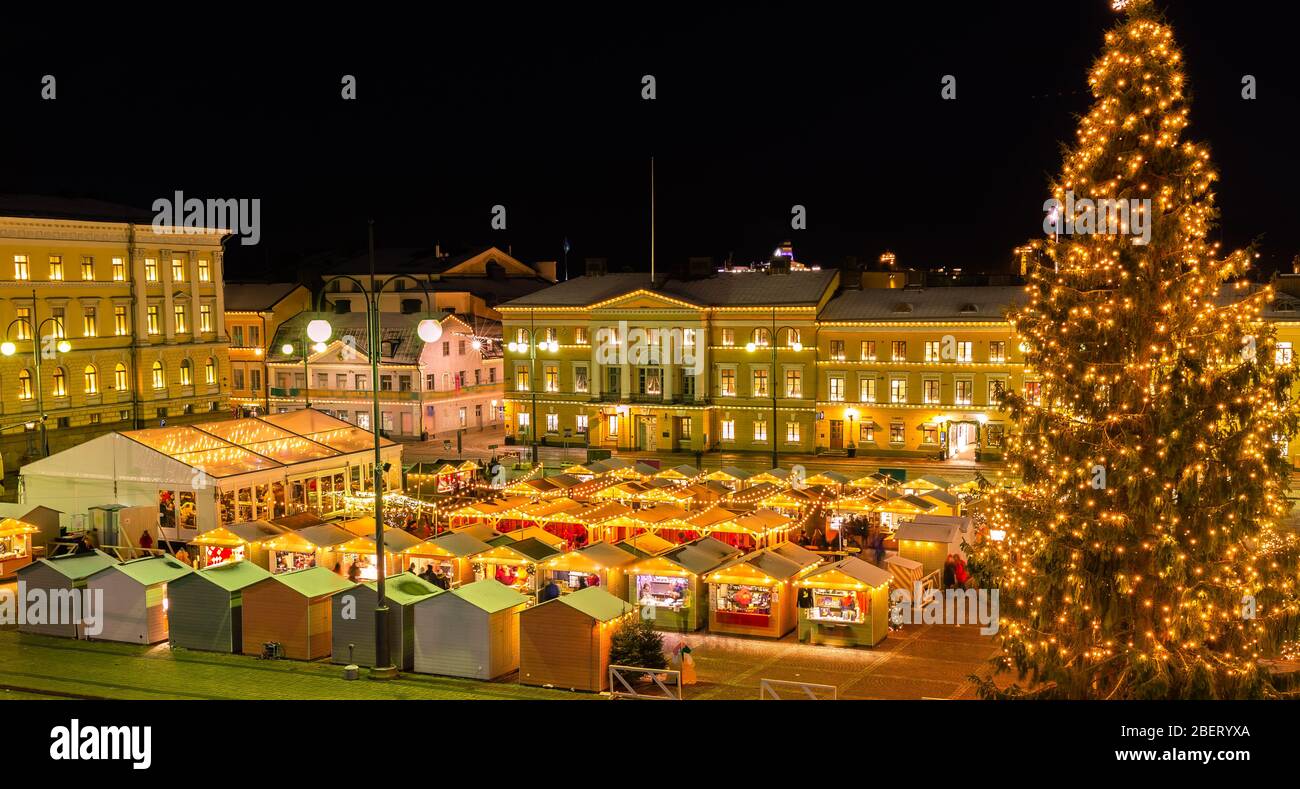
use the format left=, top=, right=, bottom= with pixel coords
left=534, top=260, right=558, bottom=282
left=585, top=257, right=608, bottom=277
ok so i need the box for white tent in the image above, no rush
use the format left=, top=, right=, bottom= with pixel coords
left=20, top=409, right=404, bottom=542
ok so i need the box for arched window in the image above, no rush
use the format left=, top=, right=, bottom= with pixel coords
left=751, top=327, right=770, bottom=347
left=17, top=370, right=32, bottom=400
left=52, top=367, right=67, bottom=397
left=205, top=357, right=216, bottom=385
left=179, top=359, right=193, bottom=386
left=84, top=364, right=98, bottom=394
left=152, top=361, right=165, bottom=389
left=114, top=363, right=128, bottom=392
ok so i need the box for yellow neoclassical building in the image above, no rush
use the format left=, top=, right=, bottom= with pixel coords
left=0, top=201, right=231, bottom=470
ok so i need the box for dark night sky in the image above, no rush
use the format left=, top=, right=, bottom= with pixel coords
left=1, top=2, right=1295, bottom=280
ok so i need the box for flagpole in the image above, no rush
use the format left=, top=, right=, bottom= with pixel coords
left=650, top=156, right=655, bottom=283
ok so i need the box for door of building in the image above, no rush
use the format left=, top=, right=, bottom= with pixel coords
left=637, top=416, right=658, bottom=451
left=829, top=420, right=844, bottom=450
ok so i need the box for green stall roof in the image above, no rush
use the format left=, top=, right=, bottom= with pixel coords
left=450, top=580, right=530, bottom=613
left=553, top=586, right=633, bottom=622
left=109, top=555, right=193, bottom=586
left=198, top=560, right=272, bottom=591
left=273, top=566, right=356, bottom=598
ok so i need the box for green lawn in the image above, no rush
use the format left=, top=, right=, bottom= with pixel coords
left=0, top=630, right=587, bottom=701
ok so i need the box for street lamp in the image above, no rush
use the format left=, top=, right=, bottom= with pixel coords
left=745, top=306, right=804, bottom=469
left=507, top=315, right=558, bottom=466
left=308, top=221, right=443, bottom=679
left=3, top=295, right=72, bottom=457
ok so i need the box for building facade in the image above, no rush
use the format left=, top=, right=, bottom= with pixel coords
left=0, top=208, right=231, bottom=471
left=266, top=311, right=503, bottom=438
left=224, top=282, right=313, bottom=415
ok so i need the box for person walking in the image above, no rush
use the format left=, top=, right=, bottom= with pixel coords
left=942, top=555, right=957, bottom=590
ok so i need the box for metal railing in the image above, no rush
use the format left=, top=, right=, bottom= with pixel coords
left=759, top=678, right=838, bottom=700
left=608, top=665, right=683, bottom=700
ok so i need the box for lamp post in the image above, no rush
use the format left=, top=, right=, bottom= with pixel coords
left=2, top=296, right=72, bottom=457
left=745, top=306, right=803, bottom=469
left=506, top=313, right=558, bottom=469
left=310, top=221, right=444, bottom=679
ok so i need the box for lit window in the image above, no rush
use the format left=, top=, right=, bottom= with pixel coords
left=891, top=341, right=907, bottom=362
left=828, top=375, right=845, bottom=402
left=205, top=357, right=216, bottom=385
left=200, top=304, right=212, bottom=333
left=516, top=366, right=530, bottom=392
left=891, top=378, right=908, bottom=404
left=172, top=259, right=186, bottom=282
left=83, top=307, right=97, bottom=337
left=545, top=365, right=559, bottom=392
left=576, top=414, right=589, bottom=433
left=152, top=361, right=165, bottom=389
left=1277, top=342, right=1293, bottom=365
left=115, top=363, right=128, bottom=392
left=17, top=370, right=32, bottom=400
left=720, top=369, right=736, bottom=397
left=112, top=257, right=125, bottom=281
left=721, top=328, right=734, bottom=347
left=198, top=259, right=211, bottom=282
left=753, top=420, right=767, bottom=441
left=785, top=369, right=801, bottom=398
left=721, top=419, right=735, bottom=440
left=752, top=369, right=768, bottom=397
left=84, top=365, right=98, bottom=394
left=924, top=379, right=940, bottom=404
left=924, top=341, right=941, bottom=362
left=82, top=257, right=95, bottom=280
left=890, top=422, right=905, bottom=443
left=574, top=327, right=588, bottom=345
left=860, top=377, right=877, bottom=403
left=145, top=259, right=158, bottom=282
left=989, top=341, right=1006, bottom=363
left=148, top=306, right=160, bottom=335
left=16, top=307, right=31, bottom=340
left=546, top=413, right=559, bottom=433
left=861, top=340, right=876, bottom=361
left=751, top=328, right=770, bottom=347
left=956, top=342, right=972, bottom=363
left=115, top=306, right=129, bottom=336
left=52, top=367, right=67, bottom=397
left=955, top=379, right=973, bottom=405
left=48, top=256, right=63, bottom=281
left=174, top=305, right=188, bottom=334
left=14, top=255, right=29, bottom=280
left=51, top=308, right=65, bottom=339
left=830, top=340, right=845, bottom=361
left=786, top=422, right=801, bottom=443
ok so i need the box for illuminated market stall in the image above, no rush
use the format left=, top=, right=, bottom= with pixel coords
left=16, top=551, right=118, bottom=638
left=519, top=586, right=635, bottom=692
left=190, top=520, right=290, bottom=569
left=0, top=518, right=41, bottom=576
left=331, top=571, right=442, bottom=669
left=18, top=409, right=402, bottom=542
left=626, top=537, right=742, bottom=631
left=895, top=520, right=964, bottom=576
left=706, top=546, right=821, bottom=638
left=240, top=566, right=355, bottom=660
left=86, top=555, right=193, bottom=644
left=472, top=537, right=561, bottom=597
left=537, top=541, right=638, bottom=599
left=166, top=560, right=272, bottom=653
left=796, top=557, right=893, bottom=647
left=263, top=522, right=356, bottom=574
left=653, top=464, right=700, bottom=484
left=412, top=579, right=530, bottom=679
left=413, top=531, right=494, bottom=586
left=702, top=466, right=752, bottom=490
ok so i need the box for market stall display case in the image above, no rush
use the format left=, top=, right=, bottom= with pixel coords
left=537, top=541, right=638, bottom=600
left=240, top=566, right=355, bottom=660
left=519, top=586, right=634, bottom=692
left=626, top=537, right=742, bottom=632
left=0, top=518, right=41, bottom=577
left=16, top=551, right=118, bottom=638
left=190, top=520, right=289, bottom=569
left=796, top=557, right=893, bottom=648
left=412, top=579, right=530, bottom=679
left=167, top=560, right=272, bottom=653
left=85, top=555, right=193, bottom=644
left=706, top=546, right=822, bottom=638
left=331, top=571, right=442, bottom=669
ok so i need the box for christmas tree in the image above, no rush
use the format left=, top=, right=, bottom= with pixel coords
left=971, top=0, right=1300, bottom=699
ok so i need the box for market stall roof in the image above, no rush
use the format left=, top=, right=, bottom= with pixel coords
left=885, top=554, right=925, bottom=590
left=32, top=550, right=118, bottom=581
left=505, top=526, right=567, bottom=549
left=629, top=505, right=691, bottom=528
left=378, top=529, right=427, bottom=554
left=726, top=481, right=783, bottom=505
left=453, top=523, right=505, bottom=542
left=908, top=474, right=954, bottom=492
left=707, top=548, right=807, bottom=584
left=684, top=507, right=742, bottom=531
left=405, top=461, right=460, bottom=478
left=640, top=482, right=698, bottom=504
left=272, top=513, right=326, bottom=531
left=540, top=541, right=638, bottom=574
left=561, top=462, right=601, bottom=477
left=561, top=501, right=632, bottom=525
left=106, top=555, right=192, bottom=586
left=804, top=471, right=851, bottom=486
left=0, top=518, right=40, bottom=537
left=451, top=579, right=530, bottom=613
left=798, top=557, right=893, bottom=590
left=196, top=560, right=272, bottom=591
left=654, top=464, right=700, bottom=481
left=450, top=497, right=529, bottom=519
left=657, top=540, right=741, bottom=576
left=191, top=521, right=289, bottom=547
left=772, top=542, right=824, bottom=569
left=723, top=509, right=794, bottom=536
left=514, top=498, right=584, bottom=522
left=507, top=537, right=562, bottom=563
left=748, top=468, right=793, bottom=485
left=895, top=521, right=961, bottom=545
left=615, top=533, right=676, bottom=558
left=505, top=477, right=562, bottom=496
left=560, top=476, right=622, bottom=500
left=359, top=572, right=443, bottom=605
left=547, top=586, right=633, bottom=622
left=271, top=566, right=356, bottom=598
left=920, top=489, right=960, bottom=507
left=265, top=523, right=355, bottom=552
left=875, top=495, right=938, bottom=515
left=427, top=531, right=494, bottom=558
left=588, top=457, right=633, bottom=473
left=703, top=466, right=751, bottom=483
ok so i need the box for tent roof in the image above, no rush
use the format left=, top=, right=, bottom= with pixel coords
left=429, top=531, right=493, bottom=557
left=896, top=522, right=961, bottom=544
left=711, top=549, right=806, bottom=581
left=805, top=557, right=893, bottom=588
left=378, top=529, right=426, bottom=553
left=615, top=533, right=675, bottom=558
left=577, top=541, right=638, bottom=567
left=29, top=550, right=117, bottom=581
left=450, top=579, right=530, bottom=613
left=771, top=542, right=824, bottom=568
left=361, top=572, right=442, bottom=605
left=104, top=555, right=193, bottom=586
left=552, top=586, right=633, bottom=622
left=507, top=537, right=561, bottom=562
left=225, top=520, right=290, bottom=543
left=271, top=566, right=356, bottom=598
left=292, top=523, right=356, bottom=549
left=197, top=560, right=272, bottom=591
